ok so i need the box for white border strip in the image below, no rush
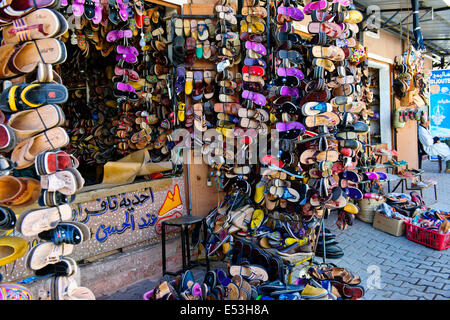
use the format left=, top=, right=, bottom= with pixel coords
left=368, top=52, right=393, bottom=65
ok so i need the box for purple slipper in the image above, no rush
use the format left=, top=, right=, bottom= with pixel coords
left=344, top=187, right=363, bottom=200
left=279, top=86, right=299, bottom=97
left=339, top=170, right=360, bottom=183
left=278, top=5, right=305, bottom=21
left=116, top=82, right=135, bottom=92
left=143, top=289, right=153, bottom=300
left=276, top=121, right=305, bottom=132
left=175, top=67, right=185, bottom=94
left=245, top=41, right=267, bottom=55
left=116, top=45, right=138, bottom=56
left=277, top=67, right=304, bottom=79
left=242, top=90, right=266, bottom=106
left=375, top=172, right=387, bottom=180
left=244, top=58, right=267, bottom=68
left=215, top=268, right=231, bottom=287
left=364, top=172, right=378, bottom=180
left=116, top=53, right=137, bottom=64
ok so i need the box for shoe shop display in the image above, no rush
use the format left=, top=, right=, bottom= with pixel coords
left=0, top=0, right=444, bottom=303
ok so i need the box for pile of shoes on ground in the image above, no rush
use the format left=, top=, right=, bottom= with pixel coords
left=144, top=264, right=364, bottom=300
left=0, top=0, right=97, bottom=300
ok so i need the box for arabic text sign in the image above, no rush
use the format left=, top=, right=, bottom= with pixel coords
left=430, top=69, right=450, bottom=138
left=4, top=177, right=187, bottom=282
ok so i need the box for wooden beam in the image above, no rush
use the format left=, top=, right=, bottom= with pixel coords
left=144, top=0, right=181, bottom=12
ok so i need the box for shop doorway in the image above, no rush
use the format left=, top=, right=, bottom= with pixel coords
left=368, top=60, right=392, bottom=150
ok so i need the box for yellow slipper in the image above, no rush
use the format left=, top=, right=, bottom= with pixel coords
left=344, top=10, right=363, bottom=23
left=250, top=209, right=264, bottom=230
left=253, top=180, right=266, bottom=205
left=0, top=236, right=28, bottom=266
left=185, top=71, right=193, bottom=95
left=177, top=102, right=185, bottom=122
left=343, top=202, right=359, bottom=215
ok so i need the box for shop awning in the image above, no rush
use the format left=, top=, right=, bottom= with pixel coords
left=354, top=0, right=450, bottom=65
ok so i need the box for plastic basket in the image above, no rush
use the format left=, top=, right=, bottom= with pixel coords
left=404, top=221, right=450, bottom=251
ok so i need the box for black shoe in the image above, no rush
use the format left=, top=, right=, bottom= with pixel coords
left=315, top=244, right=344, bottom=259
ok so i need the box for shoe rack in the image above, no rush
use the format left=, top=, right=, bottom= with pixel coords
left=171, top=0, right=272, bottom=218
left=367, top=67, right=381, bottom=146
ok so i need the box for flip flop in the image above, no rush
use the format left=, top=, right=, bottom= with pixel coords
left=242, top=90, right=266, bottom=106
left=301, top=102, right=332, bottom=116
left=310, top=45, right=345, bottom=61
left=308, top=22, right=343, bottom=38
left=269, top=186, right=300, bottom=202
left=2, top=9, right=65, bottom=45
left=303, top=0, right=327, bottom=14
left=300, top=149, right=339, bottom=165
left=277, top=5, right=304, bottom=21
left=1, top=83, right=68, bottom=113
left=229, top=265, right=269, bottom=282
left=304, top=112, right=340, bottom=127
left=245, top=41, right=266, bottom=55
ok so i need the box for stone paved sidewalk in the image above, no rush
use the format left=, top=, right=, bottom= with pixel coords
left=99, top=160, right=450, bottom=300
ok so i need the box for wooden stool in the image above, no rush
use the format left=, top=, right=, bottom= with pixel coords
left=161, top=215, right=210, bottom=276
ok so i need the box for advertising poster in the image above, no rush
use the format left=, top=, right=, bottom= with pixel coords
left=430, top=69, right=450, bottom=138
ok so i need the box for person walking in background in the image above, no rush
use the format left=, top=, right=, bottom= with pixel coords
left=418, top=114, right=450, bottom=173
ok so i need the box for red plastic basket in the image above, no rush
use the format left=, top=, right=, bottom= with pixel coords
left=405, top=221, right=450, bottom=251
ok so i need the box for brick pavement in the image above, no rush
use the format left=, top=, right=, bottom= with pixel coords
left=99, top=160, right=450, bottom=300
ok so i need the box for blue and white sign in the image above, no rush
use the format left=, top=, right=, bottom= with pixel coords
left=429, top=69, right=450, bottom=138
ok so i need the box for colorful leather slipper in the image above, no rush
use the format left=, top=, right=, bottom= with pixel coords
left=2, top=9, right=67, bottom=44
left=0, top=83, right=68, bottom=112
left=0, top=0, right=60, bottom=26
left=0, top=283, right=33, bottom=300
